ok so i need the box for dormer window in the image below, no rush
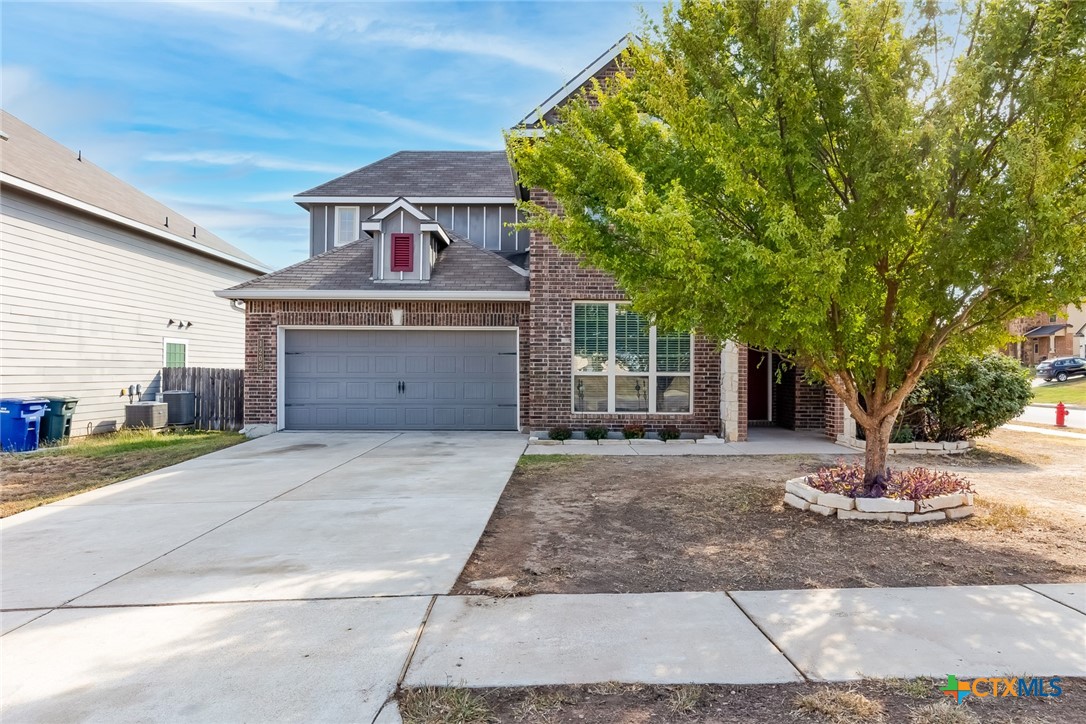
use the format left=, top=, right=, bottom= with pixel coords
left=390, top=233, right=414, bottom=272
left=334, top=206, right=359, bottom=246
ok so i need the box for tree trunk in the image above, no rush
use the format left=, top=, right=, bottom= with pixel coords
left=860, top=412, right=899, bottom=494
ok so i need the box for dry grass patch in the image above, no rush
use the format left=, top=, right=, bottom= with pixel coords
left=666, top=685, right=705, bottom=716
left=1, top=428, right=244, bottom=516
left=399, top=687, right=493, bottom=724
left=968, top=500, right=1032, bottom=531
left=457, top=432, right=1086, bottom=594
left=794, top=688, right=885, bottom=723
left=882, top=677, right=936, bottom=699
left=908, top=701, right=981, bottom=724
left=509, top=690, right=570, bottom=722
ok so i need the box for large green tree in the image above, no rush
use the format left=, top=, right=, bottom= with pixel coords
left=510, top=0, right=1086, bottom=489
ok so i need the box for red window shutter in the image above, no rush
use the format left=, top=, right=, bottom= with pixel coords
left=390, top=233, right=414, bottom=272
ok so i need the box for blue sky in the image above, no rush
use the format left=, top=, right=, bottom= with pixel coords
left=2, top=1, right=657, bottom=268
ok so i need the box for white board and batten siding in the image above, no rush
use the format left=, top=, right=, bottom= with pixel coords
left=311, top=202, right=529, bottom=256
left=1, top=189, right=257, bottom=435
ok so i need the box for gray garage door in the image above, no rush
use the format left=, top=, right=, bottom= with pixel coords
left=282, top=329, right=518, bottom=430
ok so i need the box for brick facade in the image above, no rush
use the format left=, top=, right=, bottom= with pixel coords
left=243, top=299, right=530, bottom=427
left=526, top=189, right=723, bottom=435
left=823, top=388, right=846, bottom=440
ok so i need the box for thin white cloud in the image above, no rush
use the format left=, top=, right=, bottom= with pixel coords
left=158, top=0, right=570, bottom=75
left=160, top=0, right=330, bottom=33
left=144, top=150, right=349, bottom=175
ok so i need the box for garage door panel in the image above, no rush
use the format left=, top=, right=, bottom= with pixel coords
left=315, top=382, right=340, bottom=399
left=346, top=356, right=370, bottom=373
left=345, top=382, right=369, bottom=399
left=345, top=407, right=371, bottom=426
left=283, top=329, right=517, bottom=430
left=462, top=356, right=487, bottom=374
left=374, top=382, right=399, bottom=399
left=405, top=356, right=429, bottom=374
left=285, top=356, right=312, bottom=374
left=373, top=407, right=401, bottom=427
left=375, top=356, right=399, bottom=373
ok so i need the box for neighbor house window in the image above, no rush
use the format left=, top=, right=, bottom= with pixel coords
left=390, top=233, right=414, bottom=272
left=334, top=206, right=359, bottom=246
left=572, top=302, right=692, bottom=413
left=163, top=339, right=188, bottom=368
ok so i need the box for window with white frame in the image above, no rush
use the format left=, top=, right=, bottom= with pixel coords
left=572, top=302, right=692, bottom=413
left=334, top=206, right=359, bottom=246
left=163, top=338, right=188, bottom=368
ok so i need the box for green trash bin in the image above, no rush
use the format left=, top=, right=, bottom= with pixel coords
left=40, top=396, right=78, bottom=445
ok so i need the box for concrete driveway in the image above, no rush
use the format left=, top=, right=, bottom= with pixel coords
left=2, top=431, right=525, bottom=722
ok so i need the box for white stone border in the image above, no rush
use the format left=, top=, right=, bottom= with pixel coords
left=784, top=476, right=974, bottom=522
left=834, top=435, right=976, bottom=455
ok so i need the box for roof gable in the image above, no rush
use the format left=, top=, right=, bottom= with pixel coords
left=516, top=34, right=633, bottom=129
left=0, top=110, right=269, bottom=273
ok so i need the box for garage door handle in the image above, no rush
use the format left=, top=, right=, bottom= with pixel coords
left=398, top=381, right=405, bottom=394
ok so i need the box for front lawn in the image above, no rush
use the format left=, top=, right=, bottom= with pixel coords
left=0, top=428, right=245, bottom=517
left=400, top=678, right=1085, bottom=724
left=1031, top=376, right=1086, bottom=405
left=455, top=429, right=1086, bottom=594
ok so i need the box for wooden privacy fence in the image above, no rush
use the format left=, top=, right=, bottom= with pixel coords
left=161, top=367, right=244, bottom=431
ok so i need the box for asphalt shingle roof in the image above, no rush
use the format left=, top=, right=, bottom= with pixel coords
left=226, top=230, right=528, bottom=295
left=0, top=110, right=269, bottom=272
left=1024, top=324, right=1071, bottom=337
left=296, top=151, right=516, bottom=199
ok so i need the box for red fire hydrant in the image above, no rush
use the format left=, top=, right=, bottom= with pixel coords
left=1056, top=402, right=1067, bottom=428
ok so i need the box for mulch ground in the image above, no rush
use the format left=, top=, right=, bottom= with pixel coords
left=401, top=677, right=1084, bottom=723
left=454, top=430, right=1086, bottom=594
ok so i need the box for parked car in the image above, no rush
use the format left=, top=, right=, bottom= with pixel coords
left=1036, top=356, right=1086, bottom=382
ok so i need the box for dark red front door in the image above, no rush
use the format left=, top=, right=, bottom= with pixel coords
left=747, top=349, right=770, bottom=421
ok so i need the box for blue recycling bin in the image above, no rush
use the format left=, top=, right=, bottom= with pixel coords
left=0, top=397, right=50, bottom=452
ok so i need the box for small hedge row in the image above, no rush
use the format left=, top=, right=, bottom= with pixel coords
left=547, top=424, right=684, bottom=441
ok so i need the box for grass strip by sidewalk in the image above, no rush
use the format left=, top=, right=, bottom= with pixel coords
left=1, top=428, right=244, bottom=517
left=399, top=677, right=1083, bottom=724
left=1031, top=377, right=1086, bottom=405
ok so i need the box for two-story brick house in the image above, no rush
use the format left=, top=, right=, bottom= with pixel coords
left=219, top=38, right=840, bottom=440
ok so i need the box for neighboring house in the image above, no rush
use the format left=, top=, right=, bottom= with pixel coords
left=1004, top=305, right=1085, bottom=366
left=0, top=111, right=270, bottom=435
left=218, top=39, right=839, bottom=440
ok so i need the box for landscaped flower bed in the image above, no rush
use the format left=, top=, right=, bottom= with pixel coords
left=784, top=462, right=975, bottom=522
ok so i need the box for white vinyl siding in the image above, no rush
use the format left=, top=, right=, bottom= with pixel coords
left=0, top=189, right=255, bottom=435
left=334, top=206, right=359, bottom=246
left=572, top=302, right=692, bottom=414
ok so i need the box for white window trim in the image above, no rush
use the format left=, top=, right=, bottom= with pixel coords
left=571, top=301, right=693, bottom=415
left=333, top=206, right=360, bottom=246
left=163, top=337, right=189, bottom=368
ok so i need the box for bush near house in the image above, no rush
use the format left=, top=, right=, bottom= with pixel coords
left=898, top=355, right=1033, bottom=442
left=548, top=426, right=573, bottom=441
left=584, top=426, right=609, bottom=441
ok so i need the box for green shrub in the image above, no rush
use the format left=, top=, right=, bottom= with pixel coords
left=900, top=354, right=1032, bottom=442
left=622, top=424, right=646, bottom=439
left=584, top=426, right=609, bottom=441
left=658, top=425, right=682, bottom=441
left=548, top=426, right=573, bottom=441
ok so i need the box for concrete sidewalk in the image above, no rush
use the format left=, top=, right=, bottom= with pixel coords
left=526, top=428, right=855, bottom=456
left=405, top=584, right=1086, bottom=687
